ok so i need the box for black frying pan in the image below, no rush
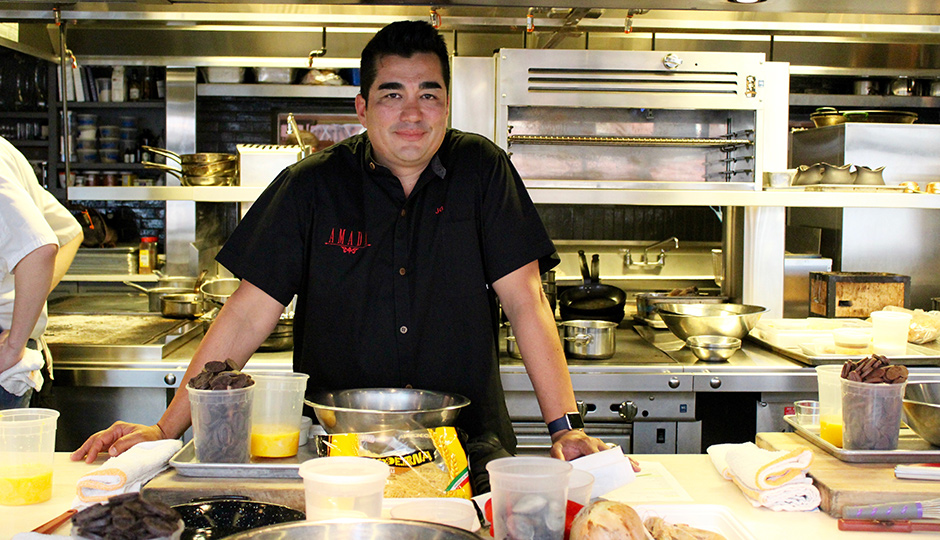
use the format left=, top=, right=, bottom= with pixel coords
left=558, top=251, right=627, bottom=323
left=173, top=496, right=305, bottom=540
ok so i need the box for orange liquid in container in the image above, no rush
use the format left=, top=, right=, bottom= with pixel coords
left=0, top=464, right=53, bottom=505
left=251, top=425, right=300, bottom=458
left=820, top=418, right=843, bottom=448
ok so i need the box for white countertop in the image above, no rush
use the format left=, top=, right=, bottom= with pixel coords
left=0, top=453, right=917, bottom=540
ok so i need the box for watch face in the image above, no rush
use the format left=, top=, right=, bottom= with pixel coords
left=567, top=413, right=585, bottom=429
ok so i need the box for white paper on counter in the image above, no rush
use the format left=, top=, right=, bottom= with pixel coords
left=602, top=461, right=693, bottom=503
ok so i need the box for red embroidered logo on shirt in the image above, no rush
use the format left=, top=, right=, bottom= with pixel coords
left=435, top=206, right=444, bottom=214
left=325, top=228, right=371, bottom=254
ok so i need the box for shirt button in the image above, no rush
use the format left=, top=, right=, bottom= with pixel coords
left=401, top=208, right=406, bottom=217
left=399, top=325, right=408, bottom=334
left=369, top=161, right=376, bottom=170
left=405, top=384, right=413, bottom=389
left=399, top=267, right=406, bottom=276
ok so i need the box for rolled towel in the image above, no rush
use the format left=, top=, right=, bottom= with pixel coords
left=708, top=441, right=813, bottom=491
left=730, top=474, right=821, bottom=512
left=0, top=347, right=44, bottom=396
left=72, top=439, right=182, bottom=509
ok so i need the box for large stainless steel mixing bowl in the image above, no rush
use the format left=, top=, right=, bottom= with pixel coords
left=304, top=388, right=470, bottom=434
left=225, top=519, right=479, bottom=539
left=656, top=303, right=768, bottom=341
left=903, top=381, right=940, bottom=446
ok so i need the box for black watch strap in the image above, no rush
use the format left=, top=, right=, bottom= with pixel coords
left=547, top=412, right=584, bottom=436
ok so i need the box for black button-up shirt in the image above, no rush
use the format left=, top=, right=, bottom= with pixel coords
left=217, top=129, right=558, bottom=451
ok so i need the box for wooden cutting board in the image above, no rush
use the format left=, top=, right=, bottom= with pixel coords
left=757, top=432, right=940, bottom=517
left=141, top=468, right=306, bottom=511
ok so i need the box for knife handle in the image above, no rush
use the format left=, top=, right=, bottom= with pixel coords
left=838, top=519, right=914, bottom=533
left=842, top=502, right=924, bottom=520
left=32, top=508, right=77, bottom=534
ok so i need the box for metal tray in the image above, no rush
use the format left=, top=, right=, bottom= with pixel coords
left=170, top=439, right=322, bottom=478
left=747, top=332, right=940, bottom=366
left=784, top=415, right=940, bottom=463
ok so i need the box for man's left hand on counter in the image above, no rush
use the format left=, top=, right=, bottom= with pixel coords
left=550, top=429, right=610, bottom=460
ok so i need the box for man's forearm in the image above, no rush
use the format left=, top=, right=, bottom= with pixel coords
left=7, top=244, right=57, bottom=349
left=51, top=232, right=83, bottom=292
left=156, top=279, right=287, bottom=438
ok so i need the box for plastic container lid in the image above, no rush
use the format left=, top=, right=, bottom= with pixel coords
left=298, top=456, right=390, bottom=486
left=141, top=236, right=158, bottom=243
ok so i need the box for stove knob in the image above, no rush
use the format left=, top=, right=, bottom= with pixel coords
left=662, top=53, right=683, bottom=70
left=668, top=377, right=680, bottom=389
left=164, top=373, right=177, bottom=385
left=709, top=377, right=722, bottom=389
left=618, top=400, right=638, bottom=421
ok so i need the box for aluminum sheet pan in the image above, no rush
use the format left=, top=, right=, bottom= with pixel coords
left=45, top=315, right=204, bottom=361
left=170, top=439, right=322, bottom=478
left=784, top=415, right=940, bottom=463
left=746, top=332, right=940, bottom=367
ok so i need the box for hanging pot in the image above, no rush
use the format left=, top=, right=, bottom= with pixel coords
left=557, top=251, right=626, bottom=323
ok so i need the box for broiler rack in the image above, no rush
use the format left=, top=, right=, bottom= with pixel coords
left=507, top=134, right=753, bottom=150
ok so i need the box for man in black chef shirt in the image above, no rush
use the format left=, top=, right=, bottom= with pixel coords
left=73, top=20, right=609, bottom=486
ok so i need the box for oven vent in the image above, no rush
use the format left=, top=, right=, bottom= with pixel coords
left=526, top=68, right=743, bottom=96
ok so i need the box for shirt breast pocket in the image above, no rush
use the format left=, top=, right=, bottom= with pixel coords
left=437, top=219, right=487, bottom=298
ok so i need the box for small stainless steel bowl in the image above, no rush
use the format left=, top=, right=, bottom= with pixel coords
left=686, top=335, right=741, bottom=362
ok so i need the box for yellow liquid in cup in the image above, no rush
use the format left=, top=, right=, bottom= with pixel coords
left=0, top=464, right=53, bottom=505
left=251, top=425, right=300, bottom=458
left=820, top=418, right=843, bottom=448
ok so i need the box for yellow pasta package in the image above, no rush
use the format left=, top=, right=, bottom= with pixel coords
left=325, top=427, right=472, bottom=499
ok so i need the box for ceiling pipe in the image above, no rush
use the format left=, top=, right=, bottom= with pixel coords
left=307, top=27, right=327, bottom=65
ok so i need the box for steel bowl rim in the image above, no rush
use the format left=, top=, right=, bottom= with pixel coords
left=305, top=388, right=471, bottom=415
left=686, top=335, right=742, bottom=349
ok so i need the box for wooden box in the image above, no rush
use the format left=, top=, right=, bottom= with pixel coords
left=809, top=272, right=910, bottom=318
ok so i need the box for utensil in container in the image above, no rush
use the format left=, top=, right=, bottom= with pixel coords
left=304, top=388, right=469, bottom=434
left=561, top=319, right=617, bottom=359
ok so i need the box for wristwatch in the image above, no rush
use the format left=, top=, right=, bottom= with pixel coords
left=547, top=412, right=584, bottom=436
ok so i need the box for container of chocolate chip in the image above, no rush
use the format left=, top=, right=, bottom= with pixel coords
left=840, top=355, right=909, bottom=451
left=188, top=360, right=255, bottom=463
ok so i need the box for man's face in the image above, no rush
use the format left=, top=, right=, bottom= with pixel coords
left=355, top=52, right=449, bottom=179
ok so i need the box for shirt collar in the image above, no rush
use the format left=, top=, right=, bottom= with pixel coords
left=362, top=134, right=448, bottom=181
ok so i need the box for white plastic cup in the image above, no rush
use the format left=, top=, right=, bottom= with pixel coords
left=188, top=385, right=254, bottom=463
left=815, top=365, right=844, bottom=447
left=298, top=456, right=389, bottom=522
left=567, top=469, right=595, bottom=506
left=94, top=78, right=111, bottom=102
left=870, top=310, right=912, bottom=356
left=487, top=456, right=572, bottom=540
left=0, top=408, right=59, bottom=505
left=390, top=498, right=478, bottom=531
left=249, top=372, right=309, bottom=458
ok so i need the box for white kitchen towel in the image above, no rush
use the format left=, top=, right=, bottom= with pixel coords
left=707, top=441, right=814, bottom=490
left=72, top=439, right=182, bottom=509
left=0, top=347, right=44, bottom=396
left=730, top=474, right=821, bottom=512
left=571, top=445, right=637, bottom=498
left=707, top=442, right=819, bottom=512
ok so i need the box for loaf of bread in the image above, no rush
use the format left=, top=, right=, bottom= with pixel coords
left=569, top=500, right=647, bottom=540
left=645, top=516, right=727, bottom=540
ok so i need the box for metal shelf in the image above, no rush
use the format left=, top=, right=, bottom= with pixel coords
left=789, top=94, right=940, bottom=108
left=197, top=84, right=358, bottom=99
left=68, top=185, right=265, bottom=202
left=56, top=101, right=165, bottom=109
left=66, top=184, right=940, bottom=209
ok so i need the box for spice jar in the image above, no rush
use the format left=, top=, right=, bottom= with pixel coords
left=138, top=236, right=158, bottom=274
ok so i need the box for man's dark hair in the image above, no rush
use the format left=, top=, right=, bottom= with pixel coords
left=359, top=20, right=449, bottom=102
